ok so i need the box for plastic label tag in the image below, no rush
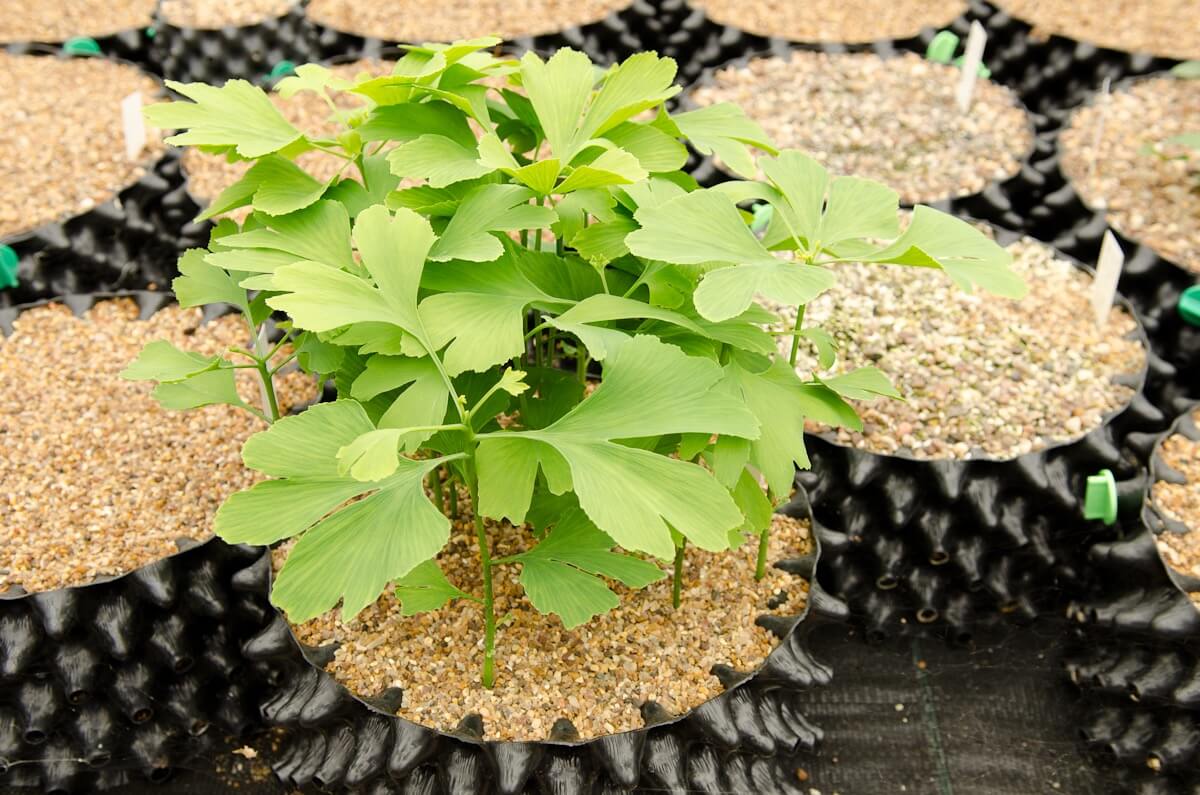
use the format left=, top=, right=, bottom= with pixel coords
left=1091, top=230, right=1124, bottom=327
left=955, top=21, right=987, bottom=112
left=122, top=91, right=146, bottom=161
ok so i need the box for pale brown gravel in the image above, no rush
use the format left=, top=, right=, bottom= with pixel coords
left=999, top=0, right=1200, bottom=61
left=1151, top=409, right=1200, bottom=606
left=284, top=507, right=812, bottom=740
left=160, top=0, right=294, bottom=28
left=688, top=0, right=965, bottom=43
left=0, top=299, right=317, bottom=594
left=306, top=0, right=631, bottom=42
left=181, top=59, right=395, bottom=213
left=767, top=237, right=1146, bottom=460
left=690, top=52, right=1033, bottom=204
left=1060, top=76, right=1200, bottom=275
left=0, top=52, right=166, bottom=239
left=0, top=0, right=155, bottom=42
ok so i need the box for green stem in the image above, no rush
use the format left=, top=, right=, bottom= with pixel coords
left=576, top=343, right=588, bottom=384
left=448, top=474, right=459, bottom=519
left=432, top=467, right=445, bottom=513
left=672, top=540, right=686, bottom=609
left=256, top=360, right=282, bottom=423
left=755, top=524, right=770, bottom=581
left=787, top=304, right=806, bottom=367
left=463, top=433, right=497, bottom=688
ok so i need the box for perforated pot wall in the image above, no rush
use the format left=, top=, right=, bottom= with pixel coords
left=242, top=487, right=847, bottom=794
left=149, top=2, right=321, bottom=86
left=794, top=231, right=1166, bottom=643
left=0, top=292, right=275, bottom=793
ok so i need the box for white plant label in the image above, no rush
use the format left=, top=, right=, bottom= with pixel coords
left=955, top=21, right=987, bottom=112
left=121, top=91, right=146, bottom=161
left=1091, top=230, right=1125, bottom=327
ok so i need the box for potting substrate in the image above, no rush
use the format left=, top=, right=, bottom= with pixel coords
left=4, top=2, right=1200, bottom=795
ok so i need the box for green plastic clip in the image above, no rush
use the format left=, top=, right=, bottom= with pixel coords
left=953, top=55, right=992, bottom=79
left=926, top=30, right=959, bottom=64
left=750, top=203, right=774, bottom=234
left=1084, top=469, right=1118, bottom=525
left=269, top=60, right=297, bottom=81
left=62, top=36, right=102, bottom=57
left=1179, top=285, right=1200, bottom=327
left=145, top=26, right=157, bottom=39
left=0, top=245, right=18, bottom=290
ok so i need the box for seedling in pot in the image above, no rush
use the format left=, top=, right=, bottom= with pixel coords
left=128, top=39, right=1023, bottom=687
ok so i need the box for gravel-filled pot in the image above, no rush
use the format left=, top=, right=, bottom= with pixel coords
left=0, top=49, right=202, bottom=310
left=790, top=228, right=1166, bottom=642
left=149, top=0, right=321, bottom=86
left=680, top=48, right=1052, bottom=233
left=0, top=0, right=155, bottom=64
left=984, top=0, right=1191, bottom=125
left=306, top=0, right=651, bottom=70
left=1063, top=408, right=1200, bottom=795
left=240, top=486, right=847, bottom=794
left=0, top=291, right=321, bottom=792
left=1037, top=72, right=1200, bottom=417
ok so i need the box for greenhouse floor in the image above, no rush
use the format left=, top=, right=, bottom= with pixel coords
left=1, top=617, right=1113, bottom=795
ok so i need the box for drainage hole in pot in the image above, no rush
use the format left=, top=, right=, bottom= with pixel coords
left=172, top=657, right=195, bottom=674
left=929, top=550, right=950, bottom=565
left=189, top=720, right=209, bottom=737
left=67, top=689, right=89, bottom=705
left=866, top=628, right=888, bottom=644
left=88, top=751, right=112, bottom=768
left=147, top=765, right=172, bottom=783
left=916, top=607, right=940, bottom=624
left=131, top=707, right=154, bottom=724
left=954, top=630, right=973, bottom=645
left=999, top=600, right=1021, bottom=613
left=875, top=574, right=899, bottom=590
left=23, top=729, right=46, bottom=744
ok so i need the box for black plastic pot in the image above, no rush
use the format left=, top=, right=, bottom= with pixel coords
left=0, top=49, right=206, bottom=310
left=0, top=291, right=277, bottom=793
left=240, top=485, right=846, bottom=794
left=149, top=1, right=322, bottom=86
left=1063, top=410, right=1200, bottom=795
left=982, top=1, right=1182, bottom=126
left=1, top=24, right=152, bottom=66
left=1027, top=74, right=1200, bottom=421
left=676, top=44, right=1053, bottom=236
left=794, top=228, right=1168, bottom=644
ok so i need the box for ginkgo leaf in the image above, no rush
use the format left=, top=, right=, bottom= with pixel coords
left=428, top=184, right=557, bottom=262
left=821, top=367, right=902, bottom=401
left=121, top=340, right=222, bottom=382
left=242, top=155, right=328, bottom=217
left=220, top=200, right=356, bottom=272
left=394, top=560, right=474, bottom=616
left=514, top=509, right=664, bottom=628
left=693, top=260, right=835, bottom=323
left=358, top=102, right=476, bottom=148
left=602, top=121, right=688, bottom=173
left=213, top=400, right=458, bottom=622
left=147, top=80, right=302, bottom=158
left=387, top=134, right=494, bottom=188
left=352, top=355, right=449, bottom=448
left=152, top=368, right=249, bottom=413
left=556, top=147, right=647, bottom=193
left=477, top=335, right=759, bottom=558
left=571, top=216, right=638, bottom=266
left=172, top=249, right=249, bottom=312
left=660, top=103, right=776, bottom=179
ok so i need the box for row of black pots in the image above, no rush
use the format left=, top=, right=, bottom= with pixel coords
left=1062, top=408, right=1200, bottom=794
left=0, top=291, right=846, bottom=793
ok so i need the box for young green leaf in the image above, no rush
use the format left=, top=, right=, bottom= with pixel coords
left=152, top=368, right=249, bottom=413
left=659, top=103, right=776, bottom=179
left=820, top=367, right=902, bottom=401
left=172, top=248, right=249, bottom=312
left=146, top=80, right=303, bottom=157
left=394, top=560, right=474, bottom=616
left=427, top=184, right=557, bottom=262
left=387, top=134, right=494, bottom=188
left=121, top=340, right=223, bottom=382
left=513, top=509, right=665, bottom=628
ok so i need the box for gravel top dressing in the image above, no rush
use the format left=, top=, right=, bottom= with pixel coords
left=766, top=238, right=1146, bottom=460
left=999, top=0, right=1200, bottom=61
left=159, top=0, right=294, bottom=28
left=305, top=0, right=631, bottom=42
left=1152, top=408, right=1200, bottom=606
left=0, top=299, right=316, bottom=594
left=0, top=0, right=156, bottom=42
left=688, top=0, right=965, bottom=43
left=690, top=52, right=1032, bottom=205
left=182, top=59, right=395, bottom=212
left=284, top=510, right=812, bottom=740
left=0, top=52, right=166, bottom=239
left=1060, top=77, right=1200, bottom=275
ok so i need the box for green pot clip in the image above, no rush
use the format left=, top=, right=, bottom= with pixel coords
left=1178, top=284, right=1200, bottom=327
left=0, top=244, right=19, bottom=290
left=62, top=36, right=102, bottom=57
left=1083, top=469, right=1118, bottom=525
left=925, top=30, right=991, bottom=78
left=269, top=60, right=297, bottom=81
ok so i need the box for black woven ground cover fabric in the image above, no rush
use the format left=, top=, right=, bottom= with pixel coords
left=149, top=2, right=322, bottom=86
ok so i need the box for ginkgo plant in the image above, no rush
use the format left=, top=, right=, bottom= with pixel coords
left=126, top=38, right=1025, bottom=688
